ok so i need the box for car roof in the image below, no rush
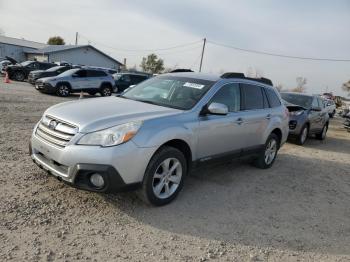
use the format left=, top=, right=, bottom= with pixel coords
left=164, top=72, right=221, bottom=81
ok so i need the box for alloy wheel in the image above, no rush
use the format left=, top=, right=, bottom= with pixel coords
left=152, top=158, right=182, bottom=199
left=264, top=139, right=277, bottom=165
left=300, top=127, right=308, bottom=144
left=58, top=85, right=70, bottom=96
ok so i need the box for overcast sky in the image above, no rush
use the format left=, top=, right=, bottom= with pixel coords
left=1, top=0, right=349, bottom=95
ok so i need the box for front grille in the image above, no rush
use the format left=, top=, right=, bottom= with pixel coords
left=35, top=116, right=78, bottom=148
left=289, top=120, right=297, bottom=130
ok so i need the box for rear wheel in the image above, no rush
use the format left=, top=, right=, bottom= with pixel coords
left=296, top=125, right=308, bottom=145
left=253, top=133, right=279, bottom=169
left=138, top=146, right=186, bottom=206
left=316, top=124, right=328, bottom=140
left=14, top=71, right=25, bottom=81
left=100, top=85, right=112, bottom=97
left=56, top=84, right=70, bottom=97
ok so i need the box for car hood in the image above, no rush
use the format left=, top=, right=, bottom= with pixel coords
left=44, top=96, right=182, bottom=132
left=39, top=76, right=66, bottom=82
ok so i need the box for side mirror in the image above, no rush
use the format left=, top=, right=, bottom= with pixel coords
left=72, top=73, right=79, bottom=77
left=311, top=106, right=322, bottom=112
left=206, top=103, right=228, bottom=115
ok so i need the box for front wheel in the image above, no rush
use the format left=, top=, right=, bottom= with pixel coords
left=316, top=124, right=328, bottom=140
left=14, top=71, right=25, bottom=81
left=56, top=84, right=70, bottom=97
left=253, top=133, right=279, bottom=169
left=138, top=146, right=187, bottom=206
left=296, top=125, right=308, bottom=145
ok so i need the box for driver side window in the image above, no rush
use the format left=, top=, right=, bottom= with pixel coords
left=211, top=83, right=240, bottom=112
left=312, top=97, right=319, bottom=108
left=76, top=70, right=87, bottom=77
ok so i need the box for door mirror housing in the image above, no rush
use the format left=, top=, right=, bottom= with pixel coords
left=206, top=103, right=228, bottom=115
left=311, top=106, right=322, bottom=112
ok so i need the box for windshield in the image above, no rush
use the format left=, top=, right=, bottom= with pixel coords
left=47, top=66, right=64, bottom=72
left=57, top=68, right=79, bottom=77
left=20, top=61, right=33, bottom=66
left=281, top=93, right=313, bottom=109
left=122, top=75, right=214, bottom=110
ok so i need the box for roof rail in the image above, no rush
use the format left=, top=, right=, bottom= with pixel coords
left=220, top=72, right=273, bottom=86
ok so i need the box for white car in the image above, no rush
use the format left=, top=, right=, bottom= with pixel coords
left=324, top=99, right=336, bottom=118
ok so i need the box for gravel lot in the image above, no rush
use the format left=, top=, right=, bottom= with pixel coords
left=1, top=79, right=350, bottom=262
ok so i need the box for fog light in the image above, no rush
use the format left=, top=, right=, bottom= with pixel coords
left=89, top=173, right=105, bottom=188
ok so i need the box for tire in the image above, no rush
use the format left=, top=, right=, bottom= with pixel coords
left=14, top=71, right=25, bottom=81
left=56, top=83, right=71, bottom=97
left=100, top=84, right=112, bottom=97
left=253, top=133, right=279, bottom=169
left=138, top=146, right=187, bottom=206
left=330, top=110, right=335, bottom=118
left=316, top=124, right=328, bottom=140
left=296, top=125, right=309, bottom=145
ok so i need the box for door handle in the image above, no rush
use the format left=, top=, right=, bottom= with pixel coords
left=235, top=118, right=244, bottom=125
left=266, top=114, right=271, bottom=120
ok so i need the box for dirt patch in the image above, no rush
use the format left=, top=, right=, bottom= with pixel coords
left=1, top=80, right=350, bottom=261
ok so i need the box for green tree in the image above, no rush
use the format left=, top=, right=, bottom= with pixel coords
left=140, top=54, right=164, bottom=74
left=47, top=36, right=65, bottom=45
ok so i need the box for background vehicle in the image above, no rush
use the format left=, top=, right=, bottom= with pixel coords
left=281, top=92, right=329, bottom=145
left=28, top=65, right=78, bottom=85
left=113, top=72, right=150, bottom=92
left=6, top=61, right=55, bottom=81
left=324, top=99, right=336, bottom=118
left=35, top=68, right=115, bottom=97
left=30, top=72, right=288, bottom=205
left=0, top=56, right=17, bottom=74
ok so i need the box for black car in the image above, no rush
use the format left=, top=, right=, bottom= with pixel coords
left=6, top=61, right=56, bottom=81
left=113, top=73, right=150, bottom=92
left=28, top=65, right=74, bottom=85
left=281, top=92, right=329, bottom=145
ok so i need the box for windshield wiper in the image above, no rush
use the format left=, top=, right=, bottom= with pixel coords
left=134, top=99, right=158, bottom=105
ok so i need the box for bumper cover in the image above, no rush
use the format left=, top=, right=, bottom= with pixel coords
left=35, top=82, right=56, bottom=93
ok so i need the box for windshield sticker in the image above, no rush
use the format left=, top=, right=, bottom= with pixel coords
left=183, top=82, right=205, bottom=89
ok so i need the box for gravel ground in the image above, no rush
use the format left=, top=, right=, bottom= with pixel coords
left=1, top=80, right=350, bottom=262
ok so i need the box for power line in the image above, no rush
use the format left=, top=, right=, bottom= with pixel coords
left=207, top=40, right=350, bottom=62
left=78, top=33, right=202, bottom=52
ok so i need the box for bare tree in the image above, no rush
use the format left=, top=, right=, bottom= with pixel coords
left=275, top=83, right=284, bottom=92
left=342, top=80, right=350, bottom=96
left=291, top=77, right=307, bottom=93
left=246, top=67, right=264, bottom=78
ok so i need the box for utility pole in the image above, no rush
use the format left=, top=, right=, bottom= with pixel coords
left=199, top=38, right=206, bottom=72
left=75, top=32, right=78, bottom=45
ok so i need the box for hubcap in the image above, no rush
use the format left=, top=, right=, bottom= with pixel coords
left=264, top=139, right=277, bottom=165
left=59, top=86, right=69, bottom=96
left=152, top=158, right=182, bottom=199
left=16, top=72, right=24, bottom=81
left=301, top=127, right=308, bottom=144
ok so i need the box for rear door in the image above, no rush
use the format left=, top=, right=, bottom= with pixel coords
left=239, top=83, right=272, bottom=149
left=197, top=83, right=246, bottom=159
left=87, top=70, right=108, bottom=89
left=71, top=69, right=88, bottom=90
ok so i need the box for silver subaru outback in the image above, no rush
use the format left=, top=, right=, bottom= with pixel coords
left=30, top=72, right=289, bottom=205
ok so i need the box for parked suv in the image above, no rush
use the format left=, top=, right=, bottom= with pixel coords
left=6, top=61, right=55, bottom=81
left=113, top=73, right=150, bottom=92
left=35, top=68, right=115, bottom=97
left=30, top=72, right=289, bottom=205
left=324, top=99, right=336, bottom=118
left=28, top=65, right=76, bottom=85
left=281, top=92, right=329, bottom=145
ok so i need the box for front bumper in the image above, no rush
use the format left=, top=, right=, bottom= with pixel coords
left=30, top=130, right=157, bottom=192
left=35, top=82, right=56, bottom=93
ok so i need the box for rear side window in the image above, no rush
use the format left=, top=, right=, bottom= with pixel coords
left=211, top=83, right=240, bottom=112
left=266, top=88, right=281, bottom=108
left=241, top=84, right=264, bottom=110
left=87, top=70, right=107, bottom=77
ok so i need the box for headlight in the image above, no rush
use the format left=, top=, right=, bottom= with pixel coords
left=77, top=121, right=142, bottom=147
left=289, top=110, right=304, bottom=116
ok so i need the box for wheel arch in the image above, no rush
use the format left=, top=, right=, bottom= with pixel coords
left=55, top=81, right=72, bottom=89
left=271, top=128, right=282, bottom=148
left=156, top=139, right=193, bottom=169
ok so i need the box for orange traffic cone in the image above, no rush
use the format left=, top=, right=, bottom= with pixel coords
left=4, top=72, right=11, bottom=84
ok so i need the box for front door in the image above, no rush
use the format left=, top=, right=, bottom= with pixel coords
left=72, top=69, right=89, bottom=90
left=197, top=83, right=246, bottom=159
